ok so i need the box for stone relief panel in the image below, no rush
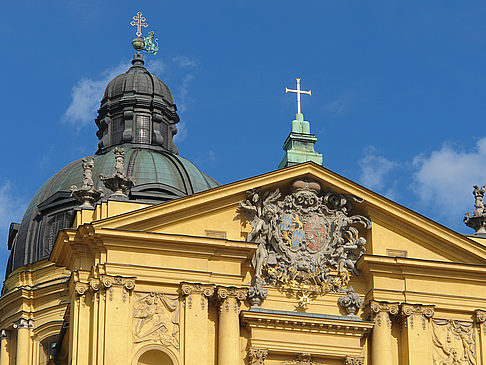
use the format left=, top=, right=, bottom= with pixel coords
left=432, top=319, right=476, bottom=365
left=133, top=292, right=180, bottom=349
left=239, top=179, right=370, bottom=307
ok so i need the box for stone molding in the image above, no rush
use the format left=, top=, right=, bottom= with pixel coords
left=345, top=356, right=364, bottom=365
left=475, top=309, right=486, bottom=334
left=248, top=347, right=268, bottom=365
left=12, top=318, right=34, bottom=330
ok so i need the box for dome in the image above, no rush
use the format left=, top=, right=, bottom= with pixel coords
left=5, top=52, right=219, bottom=278
left=6, top=148, right=219, bottom=276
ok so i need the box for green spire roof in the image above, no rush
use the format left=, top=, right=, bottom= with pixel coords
left=278, top=112, right=323, bottom=169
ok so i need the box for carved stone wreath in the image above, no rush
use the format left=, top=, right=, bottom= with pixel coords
left=239, top=179, right=370, bottom=305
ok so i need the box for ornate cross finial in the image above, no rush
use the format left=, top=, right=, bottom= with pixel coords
left=130, top=12, right=148, bottom=37
left=286, top=78, right=311, bottom=114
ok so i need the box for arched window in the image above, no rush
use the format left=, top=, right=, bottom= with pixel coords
left=137, top=349, right=173, bottom=365
left=38, top=335, right=57, bottom=365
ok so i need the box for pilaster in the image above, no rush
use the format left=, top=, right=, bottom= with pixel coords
left=12, top=318, right=33, bottom=365
left=216, top=286, right=246, bottom=364
left=476, top=309, right=486, bottom=364
left=100, top=275, right=136, bottom=365
left=181, top=283, right=215, bottom=365
left=0, top=329, right=11, bottom=365
left=400, top=303, right=435, bottom=364
left=367, top=300, right=399, bottom=365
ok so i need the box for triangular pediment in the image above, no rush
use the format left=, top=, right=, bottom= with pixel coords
left=91, top=162, right=486, bottom=265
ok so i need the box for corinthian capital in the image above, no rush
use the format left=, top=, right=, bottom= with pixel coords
left=181, top=283, right=215, bottom=297
left=368, top=300, right=399, bottom=316
left=249, top=348, right=268, bottom=365
left=401, top=303, right=434, bottom=318
left=216, top=286, right=246, bottom=301
left=12, top=318, right=34, bottom=330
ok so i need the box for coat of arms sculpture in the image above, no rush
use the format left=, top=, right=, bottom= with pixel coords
left=239, top=179, right=371, bottom=307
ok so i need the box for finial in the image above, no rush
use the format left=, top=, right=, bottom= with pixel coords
left=285, top=78, right=311, bottom=115
left=130, top=12, right=159, bottom=55
left=464, top=185, right=486, bottom=234
left=70, top=158, right=103, bottom=209
left=100, top=148, right=135, bottom=199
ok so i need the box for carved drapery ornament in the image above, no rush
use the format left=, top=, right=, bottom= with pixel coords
left=71, top=157, right=104, bottom=208
left=432, top=319, right=476, bottom=364
left=338, top=286, right=363, bottom=317
left=133, top=292, right=180, bottom=349
left=100, top=147, right=135, bottom=199
left=464, top=185, right=486, bottom=234
left=239, top=179, right=370, bottom=307
left=248, top=348, right=268, bottom=365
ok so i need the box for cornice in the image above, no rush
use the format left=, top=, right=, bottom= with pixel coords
left=241, top=310, right=373, bottom=335
left=51, top=226, right=256, bottom=271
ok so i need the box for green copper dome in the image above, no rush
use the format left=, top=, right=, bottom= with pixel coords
left=5, top=53, right=220, bottom=278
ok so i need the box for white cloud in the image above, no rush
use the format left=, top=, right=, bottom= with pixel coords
left=146, top=59, right=165, bottom=76
left=358, top=147, right=400, bottom=199
left=325, top=92, right=353, bottom=116
left=177, top=74, right=195, bottom=114
left=172, top=56, right=197, bottom=69
left=63, top=62, right=129, bottom=129
left=413, top=138, right=486, bottom=224
left=174, top=121, right=187, bottom=143
left=0, top=181, right=27, bottom=231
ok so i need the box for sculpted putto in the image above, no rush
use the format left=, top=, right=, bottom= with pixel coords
left=239, top=179, right=370, bottom=295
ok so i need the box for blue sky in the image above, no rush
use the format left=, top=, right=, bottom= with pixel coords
left=1, top=1, right=486, bottom=278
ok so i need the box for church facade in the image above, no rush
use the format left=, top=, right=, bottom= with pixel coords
left=1, top=26, right=486, bottom=365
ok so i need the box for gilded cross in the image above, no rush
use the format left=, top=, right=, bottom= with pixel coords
left=130, top=12, right=148, bottom=37
left=285, top=78, right=311, bottom=114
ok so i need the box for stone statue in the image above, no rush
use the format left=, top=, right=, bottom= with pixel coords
left=100, top=147, right=135, bottom=199
left=464, top=185, right=486, bottom=234
left=70, top=158, right=103, bottom=209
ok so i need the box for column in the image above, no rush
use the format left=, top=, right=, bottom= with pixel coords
left=368, top=300, right=399, bottom=365
left=400, top=304, right=435, bottom=364
left=476, top=309, right=486, bottom=364
left=181, top=283, right=215, bottom=365
left=12, top=318, right=33, bottom=365
left=216, top=287, right=246, bottom=364
left=0, top=330, right=11, bottom=365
